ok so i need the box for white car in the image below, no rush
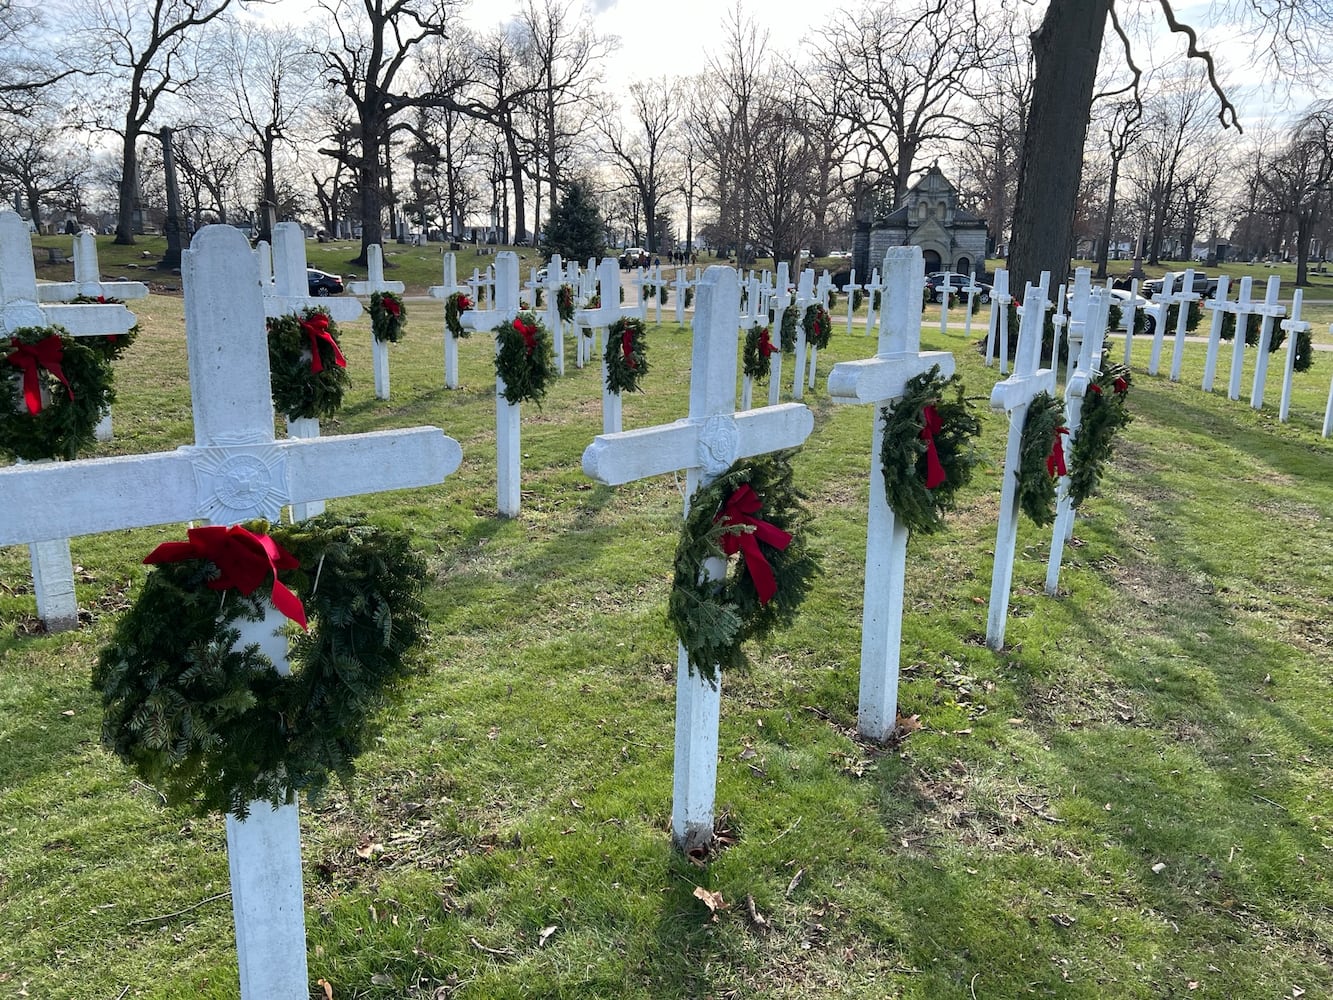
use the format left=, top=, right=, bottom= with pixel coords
left=1108, top=288, right=1151, bottom=331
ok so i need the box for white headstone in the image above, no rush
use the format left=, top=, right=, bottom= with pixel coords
left=826, top=246, right=956, bottom=741
left=346, top=244, right=406, bottom=400
left=581, top=265, right=814, bottom=852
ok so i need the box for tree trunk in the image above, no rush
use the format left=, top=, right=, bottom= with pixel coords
left=355, top=117, right=383, bottom=265
left=1095, top=155, right=1120, bottom=279
left=115, top=134, right=139, bottom=245
left=1008, top=0, right=1111, bottom=293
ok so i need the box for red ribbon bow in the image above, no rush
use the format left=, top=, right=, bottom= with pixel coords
left=759, top=328, right=775, bottom=359
left=144, top=525, right=308, bottom=629
left=514, top=317, right=539, bottom=356
left=298, top=313, right=346, bottom=374
left=458, top=294, right=472, bottom=311
left=6, top=336, right=74, bottom=415
left=715, top=483, right=792, bottom=606
left=1046, top=427, right=1070, bottom=477
left=381, top=295, right=401, bottom=318
left=621, top=327, right=638, bottom=369
left=1113, top=376, right=1129, bottom=394
left=919, top=404, right=947, bottom=489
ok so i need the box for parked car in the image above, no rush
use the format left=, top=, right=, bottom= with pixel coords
left=307, top=268, right=345, bottom=296
left=1142, top=271, right=1216, bottom=299
left=618, top=247, right=649, bottom=269
left=926, top=271, right=991, bottom=303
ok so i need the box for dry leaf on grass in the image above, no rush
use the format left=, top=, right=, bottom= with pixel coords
left=538, top=925, right=558, bottom=947
left=316, top=978, right=334, bottom=1000
left=692, top=886, right=727, bottom=921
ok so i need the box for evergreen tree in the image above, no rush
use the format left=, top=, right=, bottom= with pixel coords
left=545, top=181, right=606, bottom=262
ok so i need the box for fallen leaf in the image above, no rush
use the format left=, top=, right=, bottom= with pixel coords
left=744, top=894, right=769, bottom=932
left=895, top=714, right=923, bottom=736
left=538, top=925, right=558, bottom=947
left=1293, top=988, right=1305, bottom=998
left=1187, top=982, right=1198, bottom=991
left=739, top=746, right=757, bottom=760
left=316, top=978, right=334, bottom=1000
left=570, top=799, right=584, bottom=811
left=692, top=886, right=726, bottom=920
left=355, top=836, right=382, bottom=860
left=1151, top=862, right=1167, bottom=874
left=61, top=710, right=75, bottom=717
left=1049, top=912, right=1076, bottom=928
left=785, top=867, right=805, bottom=898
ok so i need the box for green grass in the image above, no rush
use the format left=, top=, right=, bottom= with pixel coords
left=2, top=296, right=1332, bottom=999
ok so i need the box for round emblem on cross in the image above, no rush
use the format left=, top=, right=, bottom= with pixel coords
left=189, top=438, right=287, bottom=524
left=696, top=415, right=739, bottom=477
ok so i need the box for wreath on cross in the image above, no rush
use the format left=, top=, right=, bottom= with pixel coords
left=0, top=325, right=115, bottom=462
left=92, top=515, right=428, bottom=818
left=878, top=366, right=982, bottom=535
left=267, top=307, right=350, bottom=421
left=803, top=304, right=833, bottom=350
left=445, top=291, right=473, bottom=339
left=369, top=290, right=407, bottom=343
left=557, top=284, right=576, bottom=324
left=495, top=311, right=556, bottom=405
left=667, top=452, right=818, bottom=684
left=1016, top=390, right=1068, bottom=527
left=742, top=323, right=778, bottom=382
left=1069, top=354, right=1132, bottom=508
left=779, top=305, right=799, bottom=352
left=69, top=294, right=141, bottom=360
left=605, top=317, right=649, bottom=394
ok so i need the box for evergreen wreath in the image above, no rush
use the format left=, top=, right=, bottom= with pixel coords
left=803, top=304, right=832, bottom=349
left=1164, top=300, right=1203, bottom=333
left=742, top=323, right=777, bottom=381
left=852, top=289, right=864, bottom=313
left=369, top=290, right=407, bottom=343
left=267, top=307, right=350, bottom=420
left=557, top=284, right=576, bottom=323
left=1219, top=310, right=1261, bottom=345
left=0, top=325, right=114, bottom=462
left=605, top=316, right=649, bottom=394
left=827, top=290, right=839, bottom=311
left=684, top=287, right=694, bottom=310
left=878, top=366, right=981, bottom=535
left=642, top=283, right=657, bottom=302
left=659, top=284, right=669, bottom=305
left=495, top=311, right=556, bottom=405
left=1069, top=354, right=1133, bottom=508
left=1016, top=391, right=1068, bottom=527
left=69, top=294, right=141, bottom=360
left=445, top=292, right=473, bottom=338
left=92, top=515, right=429, bottom=818
left=1268, top=325, right=1315, bottom=370
left=780, top=304, right=799, bottom=352
left=667, top=452, right=818, bottom=684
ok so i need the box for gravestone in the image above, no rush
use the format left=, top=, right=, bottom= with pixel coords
left=1324, top=324, right=1333, bottom=438
left=1200, top=275, right=1234, bottom=393
left=542, top=254, right=567, bottom=376
left=427, top=251, right=467, bottom=389
left=1249, top=276, right=1286, bottom=410
left=767, top=262, right=791, bottom=406
left=581, top=265, right=814, bottom=852
left=862, top=267, right=883, bottom=338
left=985, top=272, right=1056, bottom=651
left=1277, top=289, right=1309, bottom=424
left=1, top=210, right=140, bottom=630
left=960, top=274, right=985, bottom=344
left=983, top=269, right=1013, bottom=374
left=255, top=240, right=274, bottom=290
left=0, top=225, right=462, bottom=999
left=673, top=265, right=690, bottom=325
left=459, top=251, right=527, bottom=516
left=346, top=244, right=406, bottom=400
left=826, top=246, right=956, bottom=741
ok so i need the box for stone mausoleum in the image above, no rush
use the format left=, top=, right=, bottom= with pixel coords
left=853, top=165, right=989, bottom=279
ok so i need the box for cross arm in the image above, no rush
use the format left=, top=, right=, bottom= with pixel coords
left=264, top=296, right=363, bottom=323
left=991, top=369, right=1054, bottom=413
left=2, top=302, right=137, bottom=337
left=347, top=280, right=406, bottom=295
left=36, top=281, right=150, bottom=303
left=827, top=351, right=954, bottom=404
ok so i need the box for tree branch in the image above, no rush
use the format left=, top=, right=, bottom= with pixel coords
left=1155, top=0, right=1242, bottom=131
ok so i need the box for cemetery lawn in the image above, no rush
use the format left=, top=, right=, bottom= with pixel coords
left=2, top=295, right=1332, bottom=999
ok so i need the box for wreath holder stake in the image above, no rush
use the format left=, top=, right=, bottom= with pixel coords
left=826, top=247, right=957, bottom=743
left=1, top=212, right=140, bottom=630
left=346, top=244, right=405, bottom=400
left=986, top=272, right=1058, bottom=652
left=0, top=226, right=466, bottom=1000
left=582, top=265, right=814, bottom=855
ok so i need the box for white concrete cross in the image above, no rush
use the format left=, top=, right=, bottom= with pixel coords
left=1044, top=287, right=1111, bottom=595
left=1167, top=268, right=1201, bottom=382
left=627, top=266, right=652, bottom=322
left=427, top=251, right=468, bottom=389
left=1063, top=268, right=1094, bottom=386
left=255, top=240, right=274, bottom=291
left=983, top=269, right=1013, bottom=373
left=1144, top=271, right=1177, bottom=376
left=1324, top=323, right=1333, bottom=438
left=985, top=272, right=1056, bottom=651
left=826, top=246, right=956, bottom=741
left=1249, top=275, right=1286, bottom=410
left=673, top=264, right=691, bottom=325
left=460, top=251, right=530, bottom=517
left=0, top=224, right=462, bottom=1000
left=1226, top=276, right=1257, bottom=401
left=1, top=210, right=141, bottom=630
left=1200, top=275, right=1234, bottom=393
left=1119, top=278, right=1143, bottom=367
left=346, top=244, right=406, bottom=400
left=767, top=262, right=791, bottom=406
left=576, top=258, right=642, bottom=434
left=1277, top=288, right=1310, bottom=424
left=791, top=268, right=814, bottom=400
left=959, top=274, right=985, bottom=344
left=581, top=265, right=814, bottom=852
left=540, top=254, right=567, bottom=376
left=843, top=269, right=859, bottom=335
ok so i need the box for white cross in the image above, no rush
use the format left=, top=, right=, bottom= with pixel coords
left=34, top=229, right=149, bottom=304
left=1249, top=275, right=1286, bottom=410
left=460, top=251, right=529, bottom=517
left=346, top=244, right=406, bottom=400
left=790, top=268, right=814, bottom=400
left=983, top=269, right=1013, bottom=374
left=766, top=262, right=791, bottom=407
left=861, top=266, right=883, bottom=338
left=1063, top=267, right=1094, bottom=386
left=540, top=254, right=567, bottom=375
left=627, top=266, right=652, bottom=322
left=1044, top=287, right=1111, bottom=595
left=1200, top=274, right=1234, bottom=393
left=986, top=272, right=1056, bottom=651
left=581, top=265, right=814, bottom=852
left=1277, top=288, right=1310, bottom=423
left=0, top=224, right=462, bottom=1000
left=2, top=210, right=142, bottom=630
left=1324, top=322, right=1333, bottom=438
left=959, top=274, right=985, bottom=344
left=579, top=258, right=634, bottom=434
left=1226, top=276, right=1257, bottom=401
left=1167, top=268, right=1201, bottom=382
left=427, top=251, right=468, bottom=389
left=1144, top=271, right=1177, bottom=376
left=843, top=268, right=859, bottom=335
left=673, top=264, right=691, bottom=325
left=825, top=246, right=956, bottom=741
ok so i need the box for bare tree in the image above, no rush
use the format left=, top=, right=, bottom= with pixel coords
left=0, top=98, right=91, bottom=228
left=1256, top=104, right=1333, bottom=285
left=598, top=78, right=678, bottom=255
left=1092, top=99, right=1143, bottom=277
left=0, top=0, right=80, bottom=116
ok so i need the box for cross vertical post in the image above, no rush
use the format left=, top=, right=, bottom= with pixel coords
left=1200, top=275, right=1233, bottom=393
left=1250, top=276, right=1285, bottom=409
left=1167, top=268, right=1200, bottom=382
left=1145, top=272, right=1176, bottom=376
left=1277, top=289, right=1308, bottom=423
left=346, top=244, right=406, bottom=400
left=826, top=246, right=955, bottom=741
left=1120, top=278, right=1141, bottom=367
left=427, top=251, right=466, bottom=389
left=983, top=269, right=1012, bottom=373
left=1227, top=277, right=1256, bottom=401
